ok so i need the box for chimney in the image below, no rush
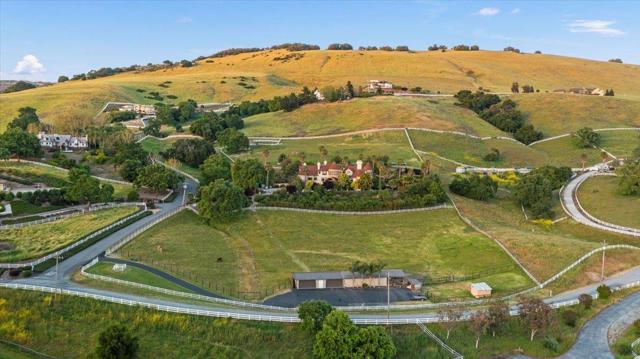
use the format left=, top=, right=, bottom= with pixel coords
left=356, top=160, right=363, bottom=170
left=324, top=160, right=327, bottom=166
left=317, top=162, right=321, bottom=170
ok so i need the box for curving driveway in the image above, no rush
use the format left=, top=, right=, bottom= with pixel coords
left=561, top=290, right=640, bottom=359
left=560, top=171, right=640, bottom=237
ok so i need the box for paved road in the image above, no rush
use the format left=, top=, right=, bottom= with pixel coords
left=561, top=290, right=640, bottom=359
left=560, top=171, right=640, bottom=237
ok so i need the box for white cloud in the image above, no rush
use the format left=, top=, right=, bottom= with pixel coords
left=176, top=16, right=192, bottom=24
left=567, top=19, right=625, bottom=36
left=13, top=54, right=45, bottom=74
left=511, top=8, right=520, bottom=14
left=476, top=7, right=500, bottom=16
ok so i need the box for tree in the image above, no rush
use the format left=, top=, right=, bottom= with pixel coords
left=484, top=148, right=501, bottom=162
left=134, top=164, right=180, bottom=193
left=217, top=128, right=249, bottom=154
left=200, top=154, right=231, bottom=185
left=142, top=119, right=162, bottom=137
left=578, top=293, right=593, bottom=309
left=449, top=174, right=497, bottom=201
left=119, top=159, right=145, bottom=182
left=514, top=172, right=555, bottom=218
left=345, top=81, right=355, bottom=99
left=298, top=300, right=334, bottom=332
left=58, top=75, right=69, bottom=83
left=597, top=284, right=612, bottom=300
left=177, top=100, right=197, bottom=122
left=231, top=159, right=265, bottom=191
left=114, top=142, right=149, bottom=166
left=197, top=179, right=247, bottom=222
left=518, top=297, right=554, bottom=341
left=514, top=124, right=543, bottom=145
left=95, top=324, right=139, bottom=359
left=336, top=172, right=351, bottom=191
left=0, top=127, right=43, bottom=158
left=511, top=82, right=519, bottom=93
left=487, top=301, right=510, bottom=336
left=352, top=173, right=372, bottom=191
left=161, top=138, right=214, bottom=167
left=180, top=59, right=193, bottom=67
left=573, top=127, right=601, bottom=148
left=155, top=104, right=177, bottom=124
left=354, top=326, right=396, bottom=359
left=470, top=310, right=490, bottom=348
left=313, top=311, right=358, bottom=359
left=2, top=81, right=36, bottom=93
left=8, top=107, right=40, bottom=131
left=190, top=112, right=225, bottom=141
left=438, top=307, right=463, bottom=339
left=617, top=162, right=640, bottom=196
left=65, top=173, right=113, bottom=207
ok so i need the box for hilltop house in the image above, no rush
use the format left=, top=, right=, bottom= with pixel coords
left=37, top=132, right=88, bottom=151
left=119, top=103, right=156, bottom=115
left=553, top=87, right=606, bottom=96
left=313, top=89, right=325, bottom=101
left=298, top=160, right=373, bottom=185
left=367, top=80, right=394, bottom=94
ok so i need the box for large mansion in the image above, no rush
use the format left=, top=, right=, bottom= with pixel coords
left=366, top=80, right=394, bottom=94
left=298, top=160, right=373, bottom=184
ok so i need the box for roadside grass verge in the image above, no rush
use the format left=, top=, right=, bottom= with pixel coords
left=0, top=206, right=138, bottom=262
left=576, top=175, right=640, bottom=229
left=85, top=261, right=194, bottom=293
left=409, top=130, right=546, bottom=168
left=0, top=161, right=132, bottom=198
left=611, top=322, right=640, bottom=359
left=238, top=130, right=421, bottom=167
left=242, top=96, right=501, bottom=137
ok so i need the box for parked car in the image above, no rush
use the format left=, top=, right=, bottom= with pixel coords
left=410, top=294, right=427, bottom=301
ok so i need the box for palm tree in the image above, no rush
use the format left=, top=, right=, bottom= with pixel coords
left=580, top=153, right=588, bottom=170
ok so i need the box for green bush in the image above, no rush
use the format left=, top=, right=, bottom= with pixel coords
left=21, top=269, right=32, bottom=278
left=543, top=336, right=560, bottom=352
left=562, top=310, right=577, bottom=327
left=597, top=285, right=612, bottom=300
left=616, top=343, right=632, bottom=355
left=578, top=293, right=593, bottom=309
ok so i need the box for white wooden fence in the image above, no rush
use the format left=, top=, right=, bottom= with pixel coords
left=0, top=205, right=146, bottom=269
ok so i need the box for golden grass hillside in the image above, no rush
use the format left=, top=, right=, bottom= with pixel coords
left=2, top=49, right=639, bottom=132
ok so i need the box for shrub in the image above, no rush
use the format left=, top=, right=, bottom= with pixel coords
left=8, top=269, right=21, bottom=277
left=21, top=269, right=32, bottom=278
left=634, top=319, right=640, bottom=334
left=578, top=293, right=593, bottom=309
left=562, top=310, right=577, bottom=327
left=597, top=284, right=612, bottom=300
left=126, top=190, right=140, bottom=202
left=449, top=174, right=497, bottom=201
left=616, top=343, right=632, bottom=355
left=543, top=336, right=560, bottom=352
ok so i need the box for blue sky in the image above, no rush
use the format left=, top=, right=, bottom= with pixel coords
left=1, top=0, right=638, bottom=81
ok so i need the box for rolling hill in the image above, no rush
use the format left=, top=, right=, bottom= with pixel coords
left=1, top=49, right=639, bottom=132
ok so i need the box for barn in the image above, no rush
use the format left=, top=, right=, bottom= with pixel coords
left=293, top=269, right=420, bottom=290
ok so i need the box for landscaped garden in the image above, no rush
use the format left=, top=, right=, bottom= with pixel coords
left=0, top=205, right=138, bottom=262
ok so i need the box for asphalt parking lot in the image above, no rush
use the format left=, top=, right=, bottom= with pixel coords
left=264, top=287, right=416, bottom=308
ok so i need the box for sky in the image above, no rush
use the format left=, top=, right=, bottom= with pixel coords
left=1, top=0, right=639, bottom=82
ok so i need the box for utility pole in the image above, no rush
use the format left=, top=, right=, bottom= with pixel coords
left=601, top=240, right=606, bottom=281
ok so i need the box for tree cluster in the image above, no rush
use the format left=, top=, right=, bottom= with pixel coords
left=573, top=127, right=601, bottom=148
left=161, top=138, right=214, bottom=168
left=108, top=110, right=137, bottom=123
left=608, top=58, right=623, bottom=63
left=8, top=107, right=41, bottom=132
left=617, top=162, right=640, bottom=196
left=449, top=174, right=498, bottom=201
left=504, top=46, right=521, bottom=53
left=207, top=43, right=320, bottom=59
left=604, top=89, right=615, bottom=96
left=513, top=166, right=571, bottom=218
left=15, top=188, right=71, bottom=207
left=217, top=128, right=249, bottom=154
left=64, top=168, right=114, bottom=206
left=452, top=44, right=480, bottom=51
left=327, top=43, right=353, bottom=50
left=428, top=44, right=448, bottom=51
left=134, top=163, right=180, bottom=193
left=190, top=111, right=244, bottom=141
left=0, top=127, right=43, bottom=159
left=2, top=81, right=36, bottom=94
left=197, top=179, right=247, bottom=222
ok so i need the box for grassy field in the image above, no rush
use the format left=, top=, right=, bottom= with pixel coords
left=451, top=192, right=640, bottom=283
left=3, top=49, right=639, bottom=132
left=238, top=130, right=421, bottom=167
left=86, top=261, right=193, bottom=293
left=0, top=206, right=138, bottom=262
left=243, top=96, right=502, bottom=137
left=577, top=175, right=640, bottom=229
left=599, top=130, right=640, bottom=159
left=0, top=161, right=133, bottom=198
left=139, top=137, right=203, bottom=179
left=408, top=130, right=547, bottom=168
left=529, top=135, right=607, bottom=168
left=119, top=210, right=240, bottom=295
left=121, top=208, right=531, bottom=299
left=512, top=93, right=640, bottom=137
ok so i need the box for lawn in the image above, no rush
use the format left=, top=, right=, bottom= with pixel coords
left=599, top=130, right=640, bottom=159
left=577, top=175, right=640, bottom=229
left=139, top=137, right=203, bottom=179
left=0, top=161, right=133, bottom=198
left=238, top=130, right=421, bottom=167
left=118, top=210, right=240, bottom=296
left=120, top=208, right=532, bottom=300
left=86, top=261, right=193, bottom=293
left=529, top=135, right=607, bottom=168
left=408, top=130, right=547, bottom=168
left=243, top=96, right=501, bottom=137
left=0, top=206, right=138, bottom=262
left=513, top=93, right=640, bottom=137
